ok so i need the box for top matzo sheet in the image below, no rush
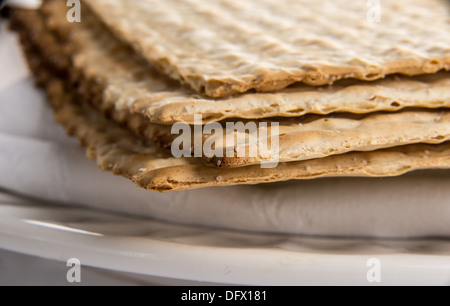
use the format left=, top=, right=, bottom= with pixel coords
left=85, top=0, right=450, bottom=98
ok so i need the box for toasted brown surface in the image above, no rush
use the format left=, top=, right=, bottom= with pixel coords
left=13, top=0, right=448, bottom=126
left=10, top=6, right=450, bottom=169
left=44, top=78, right=450, bottom=192
left=16, top=41, right=450, bottom=192
left=203, top=110, right=450, bottom=167
left=86, top=0, right=450, bottom=97
left=9, top=4, right=450, bottom=192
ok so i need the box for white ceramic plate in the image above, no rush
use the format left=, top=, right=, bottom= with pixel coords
left=1, top=16, right=449, bottom=287
left=0, top=191, right=449, bottom=286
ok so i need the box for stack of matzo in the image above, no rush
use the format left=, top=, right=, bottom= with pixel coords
left=8, top=0, right=450, bottom=192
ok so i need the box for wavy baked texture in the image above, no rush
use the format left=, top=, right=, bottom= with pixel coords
left=8, top=4, right=450, bottom=192
left=86, top=0, right=450, bottom=97
left=13, top=38, right=450, bottom=192
left=13, top=23, right=450, bottom=192
left=33, top=0, right=450, bottom=125
left=44, top=78, right=450, bottom=192
left=10, top=6, right=450, bottom=169
left=203, top=111, right=450, bottom=167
